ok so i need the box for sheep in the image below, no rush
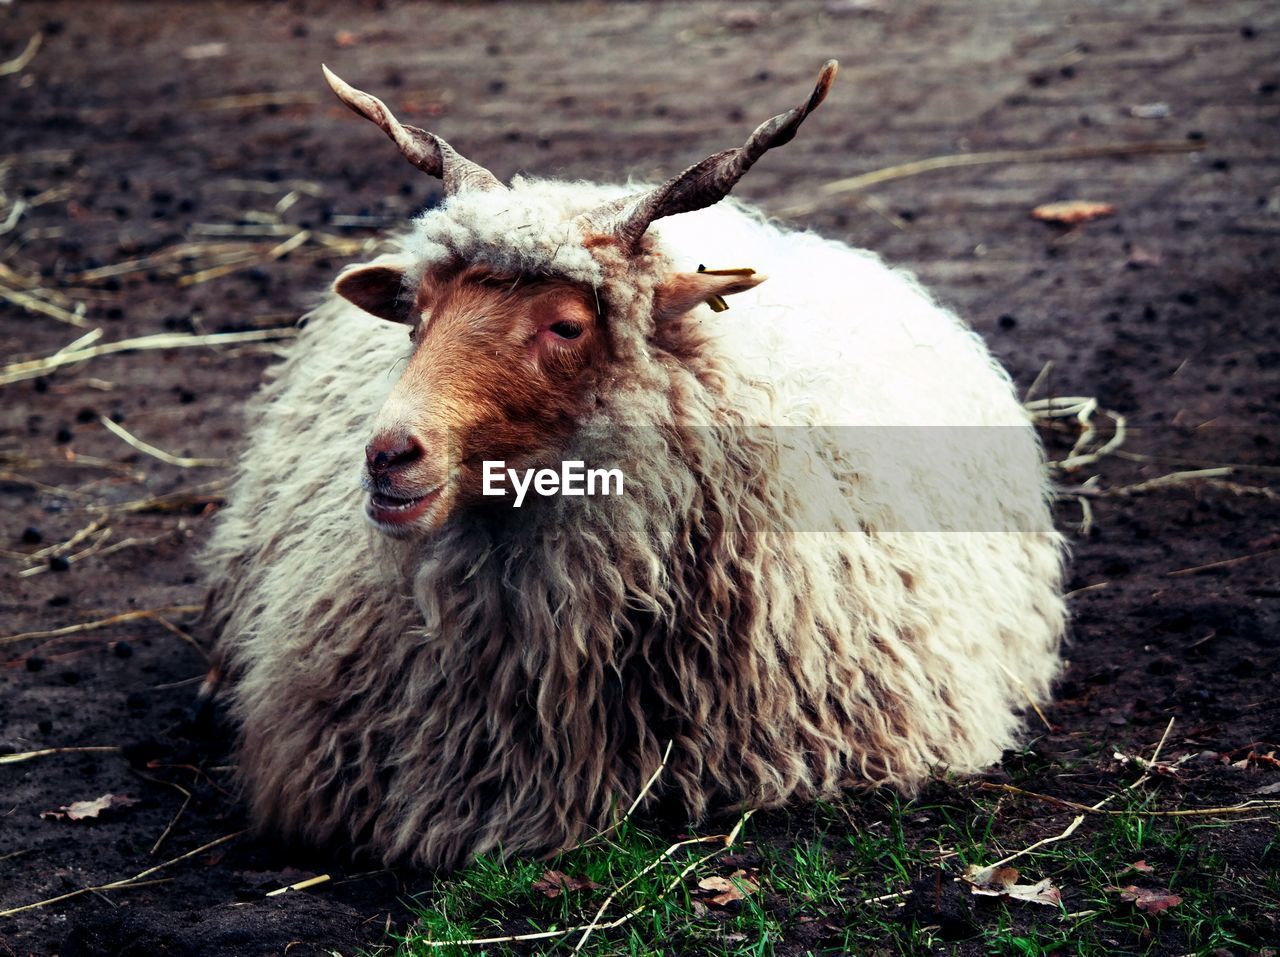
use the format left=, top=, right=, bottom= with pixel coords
left=199, top=60, right=1066, bottom=870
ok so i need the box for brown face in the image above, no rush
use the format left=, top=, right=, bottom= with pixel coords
left=340, top=264, right=606, bottom=536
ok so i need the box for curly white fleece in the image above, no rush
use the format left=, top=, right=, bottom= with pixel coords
left=201, top=173, right=1066, bottom=870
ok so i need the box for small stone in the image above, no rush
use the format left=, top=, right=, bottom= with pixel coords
left=48, top=555, right=70, bottom=572
left=21, top=526, right=42, bottom=544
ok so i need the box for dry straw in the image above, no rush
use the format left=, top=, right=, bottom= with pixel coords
left=0, top=328, right=299, bottom=387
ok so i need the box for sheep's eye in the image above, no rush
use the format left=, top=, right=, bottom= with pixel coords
left=549, top=321, right=583, bottom=340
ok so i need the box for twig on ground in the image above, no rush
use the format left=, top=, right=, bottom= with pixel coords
left=415, top=811, right=755, bottom=949
left=1129, top=716, right=1176, bottom=791
left=859, top=888, right=912, bottom=907
left=1166, top=547, right=1280, bottom=578
left=146, top=762, right=235, bottom=799
left=980, top=783, right=1279, bottom=818
left=0, top=831, right=245, bottom=918
left=266, top=874, right=331, bottom=896
left=54, top=327, right=104, bottom=355
left=578, top=740, right=673, bottom=851
left=0, top=33, right=42, bottom=77
left=1074, top=494, right=1094, bottom=536
left=987, top=813, right=1086, bottom=870
left=0, top=449, right=143, bottom=481
left=0, top=604, right=203, bottom=647
left=0, top=283, right=88, bottom=327
left=572, top=810, right=754, bottom=954
left=150, top=675, right=206, bottom=691
left=1023, top=360, right=1054, bottom=404
left=68, top=242, right=262, bottom=283
left=0, top=469, right=94, bottom=500
left=780, top=140, right=1205, bottom=216
left=149, top=788, right=192, bottom=856
left=1078, top=467, right=1230, bottom=496
left=1, top=328, right=299, bottom=387
left=86, top=479, right=226, bottom=515
left=1114, top=449, right=1280, bottom=477
left=21, top=530, right=177, bottom=578
left=0, top=198, right=28, bottom=235
left=1027, top=396, right=1128, bottom=471
left=176, top=228, right=311, bottom=287
left=22, top=516, right=108, bottom=562
left=17, top=525, right=123, bottom=577
left=972, top=719, right=1185, bottom=875
left=622, top=741, right=674, bottom=821
left=0, top=746, right=121, bottom=766
left=1073, top=468, right=1277, bottom=503
left=99, top=416, right=227, bottom=468
left=151, top=617, right=208, bottom=659
left=190, top=223, right=299, bottom=237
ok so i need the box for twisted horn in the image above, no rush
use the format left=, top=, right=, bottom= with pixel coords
left=576, top=60, right=838, bottom=248
left=322, top=65, right=505, bottom=195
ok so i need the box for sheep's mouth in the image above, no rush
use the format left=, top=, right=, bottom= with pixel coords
left=366, top=484, right=443, bottom=529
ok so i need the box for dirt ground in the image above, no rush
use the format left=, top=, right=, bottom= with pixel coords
left=1, top=1, right=1278, bottom=955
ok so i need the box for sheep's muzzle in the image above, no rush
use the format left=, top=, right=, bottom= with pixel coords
left=362, top=428, right=452, bottom=533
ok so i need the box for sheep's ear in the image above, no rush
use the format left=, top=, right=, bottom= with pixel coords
left=334, top=263, right=413, bottom=324
left=653, top=270, right=767, bottom=322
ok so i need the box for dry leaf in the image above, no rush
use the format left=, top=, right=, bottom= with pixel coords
left=1239, top=750, right=1280, bottom=770
left=1108, top=884, right=1182, bottom=914
left=963, top=864, right=1062, bottom=907
left=1032, top=200, right=1116, bottom=225
left=41, top=793, right=138, bottom=822
left=697, top=869, right=760, bottom=906
left=1125, top=860, right=1155, bottom=874
left=531, top=870, right=599, bottom=898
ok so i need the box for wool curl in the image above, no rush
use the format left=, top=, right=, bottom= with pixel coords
left=201, top=176, right=1066, bottom=869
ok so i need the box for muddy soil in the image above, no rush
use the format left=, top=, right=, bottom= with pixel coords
left=1, top=2, right=1277, bottom=955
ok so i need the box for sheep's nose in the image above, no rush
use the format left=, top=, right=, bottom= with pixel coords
left=365, top=431, right=424, bottom=477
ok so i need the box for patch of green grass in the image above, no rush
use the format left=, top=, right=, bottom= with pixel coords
left=761, top=837, right=843, bottom=909
left=383, top=777, right=1279, bottom=957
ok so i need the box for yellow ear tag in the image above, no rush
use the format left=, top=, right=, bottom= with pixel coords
left=697, top=264, right=757, bottom=313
